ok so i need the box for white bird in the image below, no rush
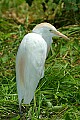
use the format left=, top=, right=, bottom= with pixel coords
left=16, top=22, right=69, bottom=111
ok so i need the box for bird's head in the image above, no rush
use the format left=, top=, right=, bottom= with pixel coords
left=32, top=22, right=69, bottom=40
left=32, top=23, right=69, bottom=54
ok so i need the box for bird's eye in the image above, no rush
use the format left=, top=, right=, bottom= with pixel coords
left=49, top=29, right=53, bottom=32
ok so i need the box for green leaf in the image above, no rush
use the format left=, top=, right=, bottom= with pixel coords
left=65, top=113, right=72, bottom=120
left=1, top=54, right=8, bottom=63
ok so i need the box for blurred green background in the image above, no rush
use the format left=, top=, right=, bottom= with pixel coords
left=0, top=0, right=80, bottom=119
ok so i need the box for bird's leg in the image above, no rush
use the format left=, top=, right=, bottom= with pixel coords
left=19, top=103, right=22, bottom=115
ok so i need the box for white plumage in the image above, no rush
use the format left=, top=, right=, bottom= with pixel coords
left=16, top=22, right=69, bottom=110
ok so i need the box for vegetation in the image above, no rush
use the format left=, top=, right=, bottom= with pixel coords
left=0, top=0, right=80, bottom=119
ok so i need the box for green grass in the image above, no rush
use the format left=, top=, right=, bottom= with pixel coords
left=0, top=18, right=80, bottom=120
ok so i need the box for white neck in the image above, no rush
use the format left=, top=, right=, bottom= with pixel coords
left=32, top=28, right=53, bottom=49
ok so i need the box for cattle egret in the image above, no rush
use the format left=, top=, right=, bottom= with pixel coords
left=16, top=22, right=69, bottom=112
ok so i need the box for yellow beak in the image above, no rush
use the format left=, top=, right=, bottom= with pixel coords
left=53, top=30, right=69, bottom=40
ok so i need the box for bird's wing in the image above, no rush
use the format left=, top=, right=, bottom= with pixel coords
left=16, top=33, right=47, bottom=105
